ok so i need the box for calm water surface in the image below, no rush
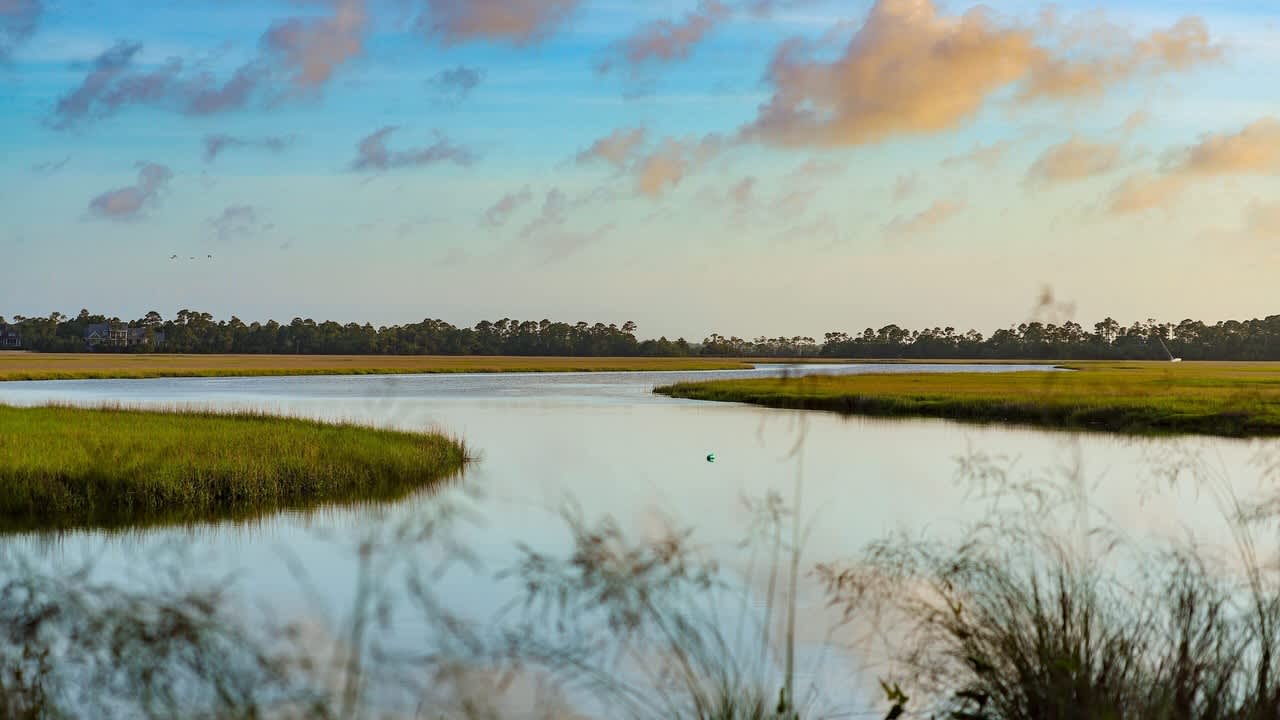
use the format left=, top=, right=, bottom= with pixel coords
left=1, top=363, right=1275, bottom=713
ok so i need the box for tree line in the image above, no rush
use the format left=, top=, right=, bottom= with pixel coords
left=2, top=309, right=1278, bottom=360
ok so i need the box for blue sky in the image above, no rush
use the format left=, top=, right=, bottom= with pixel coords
left=1, top=0, right=1277, bottom=339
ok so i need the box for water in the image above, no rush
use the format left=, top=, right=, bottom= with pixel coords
left=1, top=363, right=1275, bottom=714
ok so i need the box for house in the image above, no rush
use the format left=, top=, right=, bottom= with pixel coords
left=0, top=323, right=20, bottom=349
left=85, top=323, right=164, bottom=348
left=84, top=323, right=125, bottom=346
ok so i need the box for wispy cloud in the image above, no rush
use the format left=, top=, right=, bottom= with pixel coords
left=885, top=198, right=964, bottom=238
left=349, top=126, right=475, bottom=171
left=48, top=0, right=367, bottom=129
left=519, top=188, right=568, bottom=239
left=575, top=127, right=647, bottom=169
left=429, top=65, right=485, bottom=104
left=577, top=126, right=724, bottom=198
left=0, top=0, right=41, bottom=62
left=537, top=223, right=613, bottom=262
left=1026, top=136, right=1122, bottom=185
left=203, top=133, right=294, bottom=163
left=207, top=204, right=269, bottom=241
left=481, top=186, right=533, bottom=228
left=1110, top=117, right=1280, bottom=213
left=633, top=135, right=724, bottom=198
left=418, top=0, right=581, bottom=46
left=598, top=0, right=729, bottom=81
left=30, top=154, right=69, bottom=175
left=87, top=162, right=172, bottom=222
left=942, top=140, right=1013, bottom=170
left=511, top=187, right=612, bottom=260
left=1020, top=14, right=1221, bottom=102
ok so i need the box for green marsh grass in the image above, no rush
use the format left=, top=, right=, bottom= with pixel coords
left=0, top=404, right=467, bottom=533
left=656, top=362, right=1280, bottom=437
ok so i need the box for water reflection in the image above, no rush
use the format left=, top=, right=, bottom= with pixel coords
left=0, top=363, right=1275, bottom=716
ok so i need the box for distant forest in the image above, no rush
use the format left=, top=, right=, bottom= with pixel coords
left=3, top=309, right=1279, bottom=360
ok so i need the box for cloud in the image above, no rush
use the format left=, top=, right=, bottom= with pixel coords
left=1109, top=118, right=1280, bottom=214
left=575, top=128, right=647, bottom=169
left=1108, top=173, right=1186, bottom=214
left=538, top=223, right=613, bottom=262
left=740, top=1, right=1041, bottom=147
left=417, top=0, right=581, bottom=46
left=737, top=0, right=1218, bottom=148
left=429, top=65, right=484, bottom=103
left=785, top=157, right=844, bottom=180
left=577, top=130, right=723, bottom=198
left=87, top=162, right=172, bottom=221
left=207, top=204, right=267, bottom=241
left=482, top=186, right=533, bottom=227
left=349, top=126, right=476, bottom=171
left=942, top=139, right=1012, bottom=170
left=203, top=133, right=294, bottom=162
left=262, top=0, right=367, bottom=92
left=892, top=173, right=919, bottom=203
left=1026, top=136, right=1121, bottom=185
left=0, top=0, right=41, bottom=61
left=599, top=0, right=729, bottom=79
left=30, top=155, right=69, bottom=175
left=519, top=188, right=568, bottom=239
left=771, top=187, right=817, bottom=217
left=1122, top=109, right=1151, bottom=133
left=728, top=176, right=756, bottom=208
left=633, top=134, right=723, bottom=197
left=1020, top=16, right=1220, bottom=102
left=885, top=198, right=964, bottom=238
left=48, top=0, right=367, bottom=128
left=510, top=187, right=610, bottom=260
left=1176, top=117, right=1280, bottom=174
left=740, top=0, right=820, bottom=18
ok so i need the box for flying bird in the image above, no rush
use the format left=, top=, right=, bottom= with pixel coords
left=169, top=254, right=178, bottom=260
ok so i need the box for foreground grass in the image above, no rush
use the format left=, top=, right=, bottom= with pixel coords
left=0, top=353, right=755, bottom=382
left=656, top=361, right=1280, bottom=437
left=0, top=404, right=467, bottom=532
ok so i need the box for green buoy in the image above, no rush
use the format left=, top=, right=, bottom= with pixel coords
left=706, top=453, right=716, bottom=463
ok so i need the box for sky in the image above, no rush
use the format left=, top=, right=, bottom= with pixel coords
left=1, top=0, right=1277, bottom=340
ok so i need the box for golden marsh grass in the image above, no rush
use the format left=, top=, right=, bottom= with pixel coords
left=0, top=353, right=757, bottom=382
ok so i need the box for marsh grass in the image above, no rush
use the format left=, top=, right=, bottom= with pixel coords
left=0, top=354, right=754, bottom=382
left=499, top=500, right=811, bottom=720
left=656, top=362, right=1280, bottom=437
left=0, top=554, right=299, bottom=720
left=0, top=404, right=467, bottom=533
left=819, top=447, right=1280, bottom=720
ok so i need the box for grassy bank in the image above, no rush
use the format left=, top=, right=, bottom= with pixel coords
left=656, top=361, right=1280, bottom=437
left=0, top=405, right=467, bottom=532
left=0, top=353, right=757, bottom=382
